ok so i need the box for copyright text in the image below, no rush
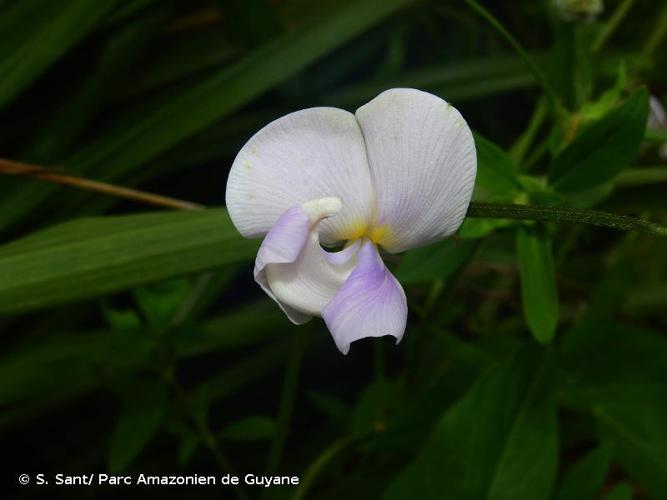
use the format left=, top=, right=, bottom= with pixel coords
left=19, top=473, right=300, bottom=487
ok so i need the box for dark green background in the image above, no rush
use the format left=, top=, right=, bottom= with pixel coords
left=1, top=1, right=666, bottom=499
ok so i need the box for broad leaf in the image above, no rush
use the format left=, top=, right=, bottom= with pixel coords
left=549, top=88, right=649, bottom=192
left=219, top=416, right=277, bottom=442
left=352, top=381, right=401, bottom=438
left=558, top=322, right=667, bottom=409
left=0, top=330, right=152, bottom=406
left=396, top=239, right=477, bottom=284
left=596, top=397, right=667, bottom=500
left=602, top=483, right=633, bottom=500
left=385, top=349, right=558, bottom=500
left=516, top=225, right=558, bottom=343
left=108, top=379, right=168, bottom=473
left=559, top=322, right=667, bottom=499
left=0, top=208, right=256, bottom=315
left=556, top=445, right=611, bottom=500
left=473, top=133, right=522, bottom=202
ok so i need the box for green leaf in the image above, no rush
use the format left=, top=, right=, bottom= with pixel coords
left=602, top=483, right=633, bottom=500
left=115, top=27, right=238, bottom=101
left=549, top=88, right=649, bottom=192
left=308, top=392, right=352, bottom=430
left=191, top=340, right=290, bottom=405
left=178, top=431, right=200, bottom=466
left=352, top=381, right=401, bottom=438
left=473, top=133, right=522, bottom=202
left=461, top=0, right=558, bottom=105
left=558, top=322, right=667, bottom=408
left=189, top=385, right=209, bottom=430
left=23, top=10, right=165, bottom=162
left=0, top=307, right=290, bottom=433
left=396, top=239, right=477, bottom=284
left=517, top=175, right=565, bottom=205
left=0, top=329, right=152, bottom=406
left=458, top=218, right=514, bottom=239
left=175, top=300, right=288, bottom=357
left=551, top=21, right=593, bottom=108
left=326, top=53, right=542, bottom=109
left=556, top=445, right=611, bottom=500
left=0, top=208, right=257, bottom=315
left=453, top=134, right=520, bottom=239
left=596, top=397, right=667, bottom=500
left=102, top=304, right=142, bottom=332
left=516, top=225, right=558, bottom=343
left=226, top=0, right=283, bottom=47
left=385, top=349, right=558, bottom=500
left=134, top=279, right=191, bottom=328
left=579, top=64, right=627, bottom=123
left=645, top=127, right=667, bottom=143
left=558, top=322, right=667, bottom=499
left=219, top=416, right=277, bottom=442
left=0, top=0, right=414, bottom=232
left=0, top=0, right=119, bottom=109
left=108, top=379, right=168, bottom=473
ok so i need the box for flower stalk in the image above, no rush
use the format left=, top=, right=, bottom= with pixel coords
left=467, top=202, right=667, bottom=237
left=2, top=158, right=664, bottom=238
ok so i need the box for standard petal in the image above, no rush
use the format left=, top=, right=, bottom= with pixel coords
left=355, top=88, right=477, bottom=252
left=226, top=107, right=375, bottom=244
left=322, top=241, right=407, bottom=355
left=254, top=198, right=358, bottom=324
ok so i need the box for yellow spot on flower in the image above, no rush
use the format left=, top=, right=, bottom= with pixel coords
left=338, top=220, right=367, bottom=241
left=369, top=224, right=393, bottom=245
left=337, top=220, right=396, bottom=247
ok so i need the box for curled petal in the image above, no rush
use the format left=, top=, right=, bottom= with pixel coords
left=226, top=108, right=375, bottom=244
left=356, top=88, right=477, bottom=252
left=322, top=240, right=407, bottom=355
left=254, top=198, right=358, bottom=323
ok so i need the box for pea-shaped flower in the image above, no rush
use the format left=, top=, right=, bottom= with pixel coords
left=226, top=88, right=476, bottom=354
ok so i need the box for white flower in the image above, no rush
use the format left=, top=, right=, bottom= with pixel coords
left=225, top=89, right=476, bottom=354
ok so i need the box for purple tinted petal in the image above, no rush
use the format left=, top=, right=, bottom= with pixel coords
left=322, top=241, right=407, bottom=354
left=323, top=239, right=361, bottom=266
left=254, top=204, right=310, bottom=277
left=254, top=205, right=312, bottom=324
left=254, top=200, right=360, bottom=325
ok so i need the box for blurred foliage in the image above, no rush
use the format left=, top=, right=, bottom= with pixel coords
left=1, top=0, right=666, bottom=499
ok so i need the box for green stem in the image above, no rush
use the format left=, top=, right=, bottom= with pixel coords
left=592, top=0, right=637, bottom=53
left=466, top=202, right=667, bottom=237
left=152, top=287, right=248, bottom=500
left=462, top=0, right=559, bottom=107
left=424, top=278, right=445, bottom=312
left=292, top=437, right=353, bottom=500
left=643, top=5, right=667, bottom=57
left=524, top=134, right=550, bottom=170
left=170, top=378, right=246, bottom=498
left=266, top=329, right=309, bottom=475
left=616, top=167, right=667, bottom=187
left=510, top=98, right=547, bottom=165
left=159, top=362, right=247, bottom=500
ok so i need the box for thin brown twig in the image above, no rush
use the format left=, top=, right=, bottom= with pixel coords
left=0, top=158, right=205, bottom=211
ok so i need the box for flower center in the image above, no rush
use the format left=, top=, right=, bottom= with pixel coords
left=338, top=220, right=395, bottom=247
